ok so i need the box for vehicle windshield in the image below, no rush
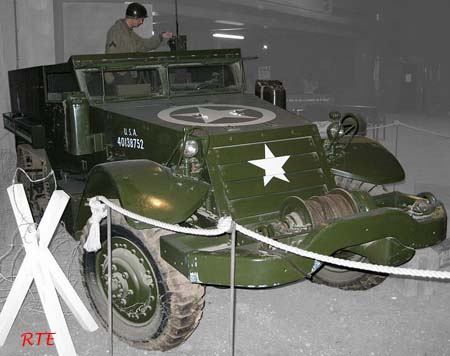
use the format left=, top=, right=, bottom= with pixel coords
left=168, top=62, right=242, bottom=94
left=76, top=61, right=242, bottom=101
left=77, top=67, right=164, bottom=100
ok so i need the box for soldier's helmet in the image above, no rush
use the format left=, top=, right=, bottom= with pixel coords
left=126, top=2, right=148, bottom=19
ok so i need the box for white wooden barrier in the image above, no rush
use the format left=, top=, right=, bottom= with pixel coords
left=0, top=184, right=98, bottom=356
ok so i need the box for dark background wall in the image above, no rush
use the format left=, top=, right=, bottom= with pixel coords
left=373, top=0, right=450, bottom=113
left=1, top=0, right=450, bottom=134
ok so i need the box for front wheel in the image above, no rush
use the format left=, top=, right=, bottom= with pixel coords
left=81, top=220, right=205, bottom=351
left=312, top=252, right=387, bottom=290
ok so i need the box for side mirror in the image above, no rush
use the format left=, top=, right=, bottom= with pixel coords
left=327, top=113, right=361, bottom=142
left=325, top=113, right=361, bottom=157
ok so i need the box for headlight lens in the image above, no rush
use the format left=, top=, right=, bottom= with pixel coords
left=326, top=121, right=344, bottom=140
left=184, top=140, right=199, bottom=158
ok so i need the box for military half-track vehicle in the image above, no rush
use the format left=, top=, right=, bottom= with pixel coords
left=3, top=49, right=447, bottom=351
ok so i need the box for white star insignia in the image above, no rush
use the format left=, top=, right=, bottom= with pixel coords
left=248, top=144, right=290, bottom=187
left=175, top=106, right=257, bottom=124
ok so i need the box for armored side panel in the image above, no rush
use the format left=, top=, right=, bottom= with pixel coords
left=8, top=63, right=78, bottom=115
left=3, top=113, right=46, bottom=148
left=6, top=63, right=79, bottom=147
left=8, top=66, right=46, bottom=119
left=45, top=63, right=79, bottom=102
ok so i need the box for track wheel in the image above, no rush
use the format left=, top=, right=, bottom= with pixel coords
left=312, top=251, right=387, bottom=290
left=81, top=211, right=205, bottom=351
left=334, top=175, right=388, bottom=196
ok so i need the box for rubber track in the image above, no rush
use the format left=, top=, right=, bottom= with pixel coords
left=334, top=175, right=388, bottom=195
left=312, top=176, right=388, bottom=290
left=313, top=270, right=387, bottom=291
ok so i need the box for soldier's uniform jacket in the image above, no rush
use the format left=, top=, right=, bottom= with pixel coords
left=105, top=19, right=162, bottom=53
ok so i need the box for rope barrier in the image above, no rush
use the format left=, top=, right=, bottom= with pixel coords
left=88, top=196, right=450, bottom=281
left=366, top=122, right=397, bottom=130
left=12, top=167, right=57, bottom=190
left=93, top=196, right=233, bottom=236
left=235, top=224, right=450, bottom=279
left=365, top=120, right=450, bottom=139
left=397, top=121, right=450, bottom=140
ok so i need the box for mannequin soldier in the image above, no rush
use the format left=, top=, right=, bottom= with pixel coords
left=106, top=2, right=173, bottom=54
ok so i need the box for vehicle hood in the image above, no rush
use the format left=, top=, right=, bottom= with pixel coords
left=91, top=93, right=314, bottom=135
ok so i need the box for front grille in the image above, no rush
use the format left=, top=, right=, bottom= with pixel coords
left=207, top=131, right=335, bottom=223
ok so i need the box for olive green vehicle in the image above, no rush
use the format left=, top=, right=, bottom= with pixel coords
left=3, top=49, right=447, bottom=351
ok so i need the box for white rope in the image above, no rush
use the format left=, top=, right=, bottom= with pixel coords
left=88, top=196, right=450, bottom=280
left=235, top=224, right=450, bottom=280
left=366, top=120, right=450, bottom=140
left=12, top=167, right=57, bottom=189
left=366, top=122, right=397, bottom=130
left=83, top=199, right=108, bottom=252
left=90, top=196, right=232, bottom=238
left=397, top=122, right=450, bottom=140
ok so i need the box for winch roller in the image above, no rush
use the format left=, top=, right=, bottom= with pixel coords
left=263, top=189, right=361, bottom=237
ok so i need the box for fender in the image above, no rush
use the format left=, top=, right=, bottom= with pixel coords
left=330, top=136, right=405, bottom=185
left=74, top=159, right=210, bottom=238
left=297, top=208, right=418, bottom=271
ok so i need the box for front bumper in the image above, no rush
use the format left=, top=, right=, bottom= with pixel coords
left=160, top=192, right=447, bottom=288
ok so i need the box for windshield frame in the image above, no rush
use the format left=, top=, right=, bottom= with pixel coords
left=75, top=59, right=244, bottom=102
left=167, top=60, right=243, bottom=97
left=75, top=65, right=167, bottom=102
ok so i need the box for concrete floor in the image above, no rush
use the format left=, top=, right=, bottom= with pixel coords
left=1, top=113, right=450, bottom=356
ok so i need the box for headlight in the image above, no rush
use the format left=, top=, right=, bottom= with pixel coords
left=326, top=121, right=344, bottom=141
left=184, top=140, right=199, bottom=158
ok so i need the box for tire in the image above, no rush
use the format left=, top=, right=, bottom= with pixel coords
left=334, top=175, right=387, bottom=196
left=80, top=209, right=205, bottom=351
left=312, top=251, right=387, bottom=290
left=323, top=176, right=388, bottom=289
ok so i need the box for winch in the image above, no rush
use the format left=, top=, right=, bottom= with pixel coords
left=260, top=189, right=362, bottom=237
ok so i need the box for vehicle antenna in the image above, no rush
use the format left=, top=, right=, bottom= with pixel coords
left=174, top=0, right=179, bottom=37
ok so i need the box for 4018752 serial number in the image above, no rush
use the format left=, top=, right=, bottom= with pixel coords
left=117, top=137, right=145, bottom=150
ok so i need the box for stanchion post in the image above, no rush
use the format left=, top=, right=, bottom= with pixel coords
left=393, top=120, right=400, bottom=199
left=394, top=121, right=399, bottom=159
left=107, top=206, right=113, bottom=356
left=229, top=221, right=236, bottom=356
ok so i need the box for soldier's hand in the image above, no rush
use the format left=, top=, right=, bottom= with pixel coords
left=161, top=32, right=173, bottom=39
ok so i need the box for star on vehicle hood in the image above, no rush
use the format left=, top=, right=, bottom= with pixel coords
left=175, top=106, right=258, bottom=124
left=248, top=144, right=290, bottom=187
